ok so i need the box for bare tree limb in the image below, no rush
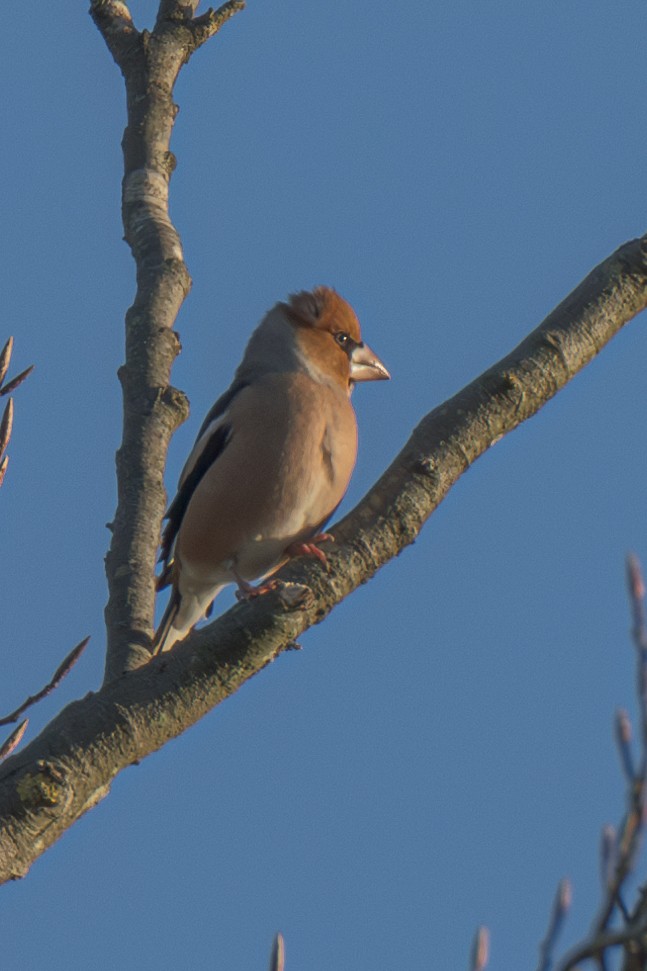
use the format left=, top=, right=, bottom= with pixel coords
left=89, top=1, right=137, bottom=67
left=0, top=235, right=645, bottom=882
left=189, top=1, right=246, bottom=50
left=89, top=0, right=243, bottom=681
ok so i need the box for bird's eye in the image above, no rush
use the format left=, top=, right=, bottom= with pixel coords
left=335, top=332, right=350, bottom=347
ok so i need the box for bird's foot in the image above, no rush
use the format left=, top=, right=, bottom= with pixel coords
left=234, top=577, right=280, bottom=601
left=284, top=533, right=334, bottom=566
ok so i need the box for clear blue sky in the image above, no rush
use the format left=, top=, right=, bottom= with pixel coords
left=2, top=2, right=647, bottom=968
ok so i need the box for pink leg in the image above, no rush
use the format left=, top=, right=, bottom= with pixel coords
left=233, top=534, right=335, bottom=600
left=233, top=572, right=281, bottom=601
left=284, top=532, right=334, bottom=566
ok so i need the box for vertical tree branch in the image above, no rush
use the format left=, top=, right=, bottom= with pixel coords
left=90, top=0, right=244, bottom=681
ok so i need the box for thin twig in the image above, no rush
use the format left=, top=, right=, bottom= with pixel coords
left=591, top=758, right=644, bottom=930
left=0, top=337, right=14, bottom=387
left=0, top=720, right=28, bottom=761
left=0, top=637, right=90, bottom=726
left=616, top=708, right=636, bottom=782
left=268, top=933, right=285, bottom=971
left=627, top=555, right=647, bottom=643
left=0, top=398, right=13, bottom=460
left=558, top=921, right=647, bottom=971
left=627, top=556, right=647, bottom=748
left=0, top=365, right=35, bottom=397
left=600, top=825, right=618, bottom=894
left=536, top=878, right=572, bottom=971
left=470, top=925, right=489, bottom=971
left=0, top=338, right=34, bottom=487
left=551, top=556, right=647, bottom=970
left=584, top=561, right=647, bottom=936
left=601, top=562, right=647, bottom=929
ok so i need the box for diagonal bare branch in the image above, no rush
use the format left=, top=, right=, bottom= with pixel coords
left=0, top=366, right=35, bottom=398
left=0, top=721, right=28, bottom=763
left=0, top=235, right=645, bottom=881
left=0, top=638, right=90, bottom=728
left=188, top=1, right=246, bottom=50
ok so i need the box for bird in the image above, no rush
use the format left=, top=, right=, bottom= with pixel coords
left=152, top=286, right=390, bottom=654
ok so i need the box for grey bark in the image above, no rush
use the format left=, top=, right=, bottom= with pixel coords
left=95, top=0, right=242, bottom=681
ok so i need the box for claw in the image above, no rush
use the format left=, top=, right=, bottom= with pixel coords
left=233, top=532, right=335, bottom=601
left=234, top=577, right=280, bottom=601
left=285, top=533, right=334, bottom=566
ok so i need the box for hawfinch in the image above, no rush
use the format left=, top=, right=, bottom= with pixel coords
left=152, top=286, right=390, bottom=654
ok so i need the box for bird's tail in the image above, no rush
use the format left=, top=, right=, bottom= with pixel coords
left=151, top=589, right=181, bottom=656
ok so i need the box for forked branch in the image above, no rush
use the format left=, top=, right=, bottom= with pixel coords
left=0, top=232, right=645, bottom=881
left=89, top=0, right=244, bottom=681
left=0, top=0, right=645, bottom=891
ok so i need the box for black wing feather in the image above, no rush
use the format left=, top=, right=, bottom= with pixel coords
left=151, top=586, right=181, bottom=655
left=158, top=381, right=249, bottom=575
left=195, top=381, right=248, bottom=440
left=159, top=422, right=232, bottom=573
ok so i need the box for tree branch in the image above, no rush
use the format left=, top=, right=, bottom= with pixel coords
left=89, top=1, right=137, bottom=68
left=268, top=933, right=285, bottom=971
left=0, top=235, right=645, bottom=882
left=89, top=0, right=242, bottom=681
left=0, top=638, right=90, bottom=728
left=0, top=722, right=28, bottom=764
left=0, top=337, right=34, bottom=488
left=188, top=2, right=246, bottom=50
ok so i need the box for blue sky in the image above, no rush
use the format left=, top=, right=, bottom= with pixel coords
left=1, top=2, right=647, bottom=968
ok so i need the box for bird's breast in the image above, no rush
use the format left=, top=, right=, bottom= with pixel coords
left=175, top=372, right=358, bottom=582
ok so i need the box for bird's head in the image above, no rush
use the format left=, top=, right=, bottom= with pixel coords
left=282, top=286, right=390, bottom=391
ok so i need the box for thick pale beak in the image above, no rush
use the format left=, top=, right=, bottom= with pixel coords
left=349, top=341, right=391, bottom=382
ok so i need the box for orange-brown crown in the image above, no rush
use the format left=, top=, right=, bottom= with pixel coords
left=282, top=287, right=362, bottom=389
left=284, top=287, right=361, bottom=342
